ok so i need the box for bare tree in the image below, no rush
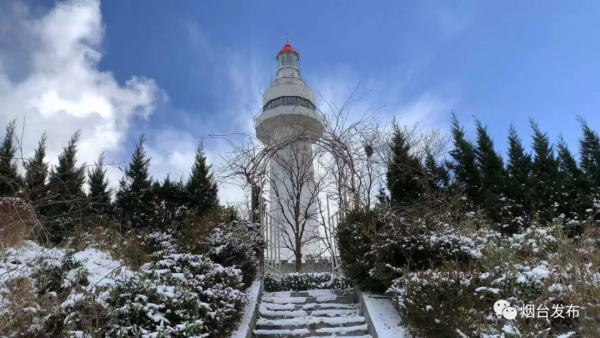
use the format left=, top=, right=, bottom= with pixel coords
left=267, top=141, right=331, bottom=271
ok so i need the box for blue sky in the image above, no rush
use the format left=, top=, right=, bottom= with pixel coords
left=99, top=0, right=600, bottom=143
left=2, top=0, right=600, bottom=203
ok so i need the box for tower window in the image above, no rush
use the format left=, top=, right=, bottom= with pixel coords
left=263, top=96, right=315, bottom=111
left=279, top=52, right=298, bottom=67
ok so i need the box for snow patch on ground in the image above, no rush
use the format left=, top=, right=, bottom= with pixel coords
left=0, top=241, right=132, bottom=312
left=362, top=292, right=409, bottom=338
left=232, top=279, right=261, bottom=338
left=307, top=289, right=335, bottom=296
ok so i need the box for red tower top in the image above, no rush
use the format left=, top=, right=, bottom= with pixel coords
left=276, top=39, right=300, bottom=60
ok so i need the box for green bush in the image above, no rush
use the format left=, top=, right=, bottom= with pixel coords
left=367, top=214, right=485, bottom=287
left=106, top=253, right=245, bottom=337
left=388, top=269, right=489, bottom=338
left=178, top=212, right=263, bottom=290
left=335, top=208, right=387, bottom=293
left=265, top=272, right=351, bottom=292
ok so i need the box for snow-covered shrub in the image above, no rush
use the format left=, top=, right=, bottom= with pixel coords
left=0, top=246, right=115, bottom=336
left=106, top=253, right=245, bottom=337
left=200, top=222, right=261, bottom=287
left=367, top=213, right=486, bottom=287
left=30, top=251, right=89, bottom=302
left=387, top=218, right=600, bottom=337
left=336, top=209, right=386, bottom=292
left=265, top=272, right=351, bottom=292
left=389, top=268, right=490, bottom=338
left=178, top=211, right=262, bottom=289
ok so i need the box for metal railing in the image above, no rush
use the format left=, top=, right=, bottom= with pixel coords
left=259, top=195, right=345, bottom=281
left=327, top=209, right=343, bottom=275
left=260, top=197, right=283, bottom=282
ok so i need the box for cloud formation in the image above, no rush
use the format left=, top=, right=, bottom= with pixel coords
left=0, top=0, right=456, bottom=208
left=0, top=0, right=165, bottom=187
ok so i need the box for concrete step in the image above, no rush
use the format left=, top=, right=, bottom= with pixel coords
left=254, top=288, right=370, bottom=338
left=262, top=302, right=357, bottom=311
left=259, top=307, right=359, bottom=319
left=261, top=295, right=356, bottom=305
left=254, top=329, right=370, bottom=337
left=256, top=315, right=365, bottom=330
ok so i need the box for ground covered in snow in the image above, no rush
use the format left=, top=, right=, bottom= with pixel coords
left=362, top=292, right=408, bottom=338
left=232, top=279, right=261, bottom=338
left=0, top=222, right=261, bottom=337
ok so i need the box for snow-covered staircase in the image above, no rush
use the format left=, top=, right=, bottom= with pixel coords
left=253, top=288, right=371, bottom=337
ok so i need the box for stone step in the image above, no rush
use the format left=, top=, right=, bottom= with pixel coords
left=305, top=336, right=371, bottom=338
left=254, top=326, right=370, bottom=337
left=262, top=302, right=357, bottom=311
left=254, top=289, right=369, bottom=338
left=256, top=315, right=365, bottom=330
left=261, top=295, right=356, bottom=305
left=259, top=307, right=359, bottom=319
left=287, top=289, right=355, bottom=298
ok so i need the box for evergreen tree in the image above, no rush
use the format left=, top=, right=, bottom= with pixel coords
left=386, top=124, right=425, bottom=207
left=529, top=119, right=559, bottom=222
left=423, top=150, right=449, bottom=197
left=474, top=119, right=506, bottom=221
left=375, top=185, right=390, bottom=206
left=556, top=136, right=586, bottom=225
left=578, top=116, right=600, bottom=190
left=153, top=175, right=187, bottom=229
left=0, top=120, right=22, bottom=196
left=46, top=131, right=86, bottom=241
left=446, top=113, right=481, bottom=207
left=505, top=124, right=533, bottom=231
left=115, top=134, right=155, bottom=229
left=24, top=133, right=49, bottom=205
left=87, top=152, right=112, bottom=216
left=186, top=142, right=219, bottom=216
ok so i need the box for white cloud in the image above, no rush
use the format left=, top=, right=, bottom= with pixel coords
left=0, top=0, right=165, bottom=188
left=313, top=67, right=455, bottom=130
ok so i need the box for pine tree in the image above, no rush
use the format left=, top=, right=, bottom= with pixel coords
left=446, top=113, right=481, bottom=207
left=556, top=136, right=586, bottom=226
left=24, top=133, right=49, bottom=206
left=115, top=134, right=155, bottom=229
left=505, top=124, right=533, bottom=231
left=423, top=150, right=449, bottom=197
left=375, top=186, right=390, bottom=206
left=0, top=120, right=22, bottom=196
left=186, top=142, right=219, bottom=216
left=46, top=131, right=86, bottom=242
left=153, top=175, right=187, bottom=229
left=474, top=119, right=506, bottom=221
left=87, top=152, right=111, bottom=216
left=529, top=119, right=559, bottom=223
left=386, top=124, right=425, bottom=207
left=578, top=116, right=600, bottom=191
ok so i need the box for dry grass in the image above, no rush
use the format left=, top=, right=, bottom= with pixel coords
left=0, top=277, right=59, bottom=336
left=0, top=198, right=41, bottom=249
left=69, top=215, right=151, bottom=270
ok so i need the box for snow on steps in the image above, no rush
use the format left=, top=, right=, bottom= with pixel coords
left=253, top=289, right=372, bottom=338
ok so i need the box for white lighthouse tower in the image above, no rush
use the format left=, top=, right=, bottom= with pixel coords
left=255, top=41, right=324, bottom=265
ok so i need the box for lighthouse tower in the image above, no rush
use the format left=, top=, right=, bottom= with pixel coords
left=255, top=41, right=324, bottom=264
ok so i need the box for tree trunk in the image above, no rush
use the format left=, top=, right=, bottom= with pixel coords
left=295, top=251, right=302, bottom=272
